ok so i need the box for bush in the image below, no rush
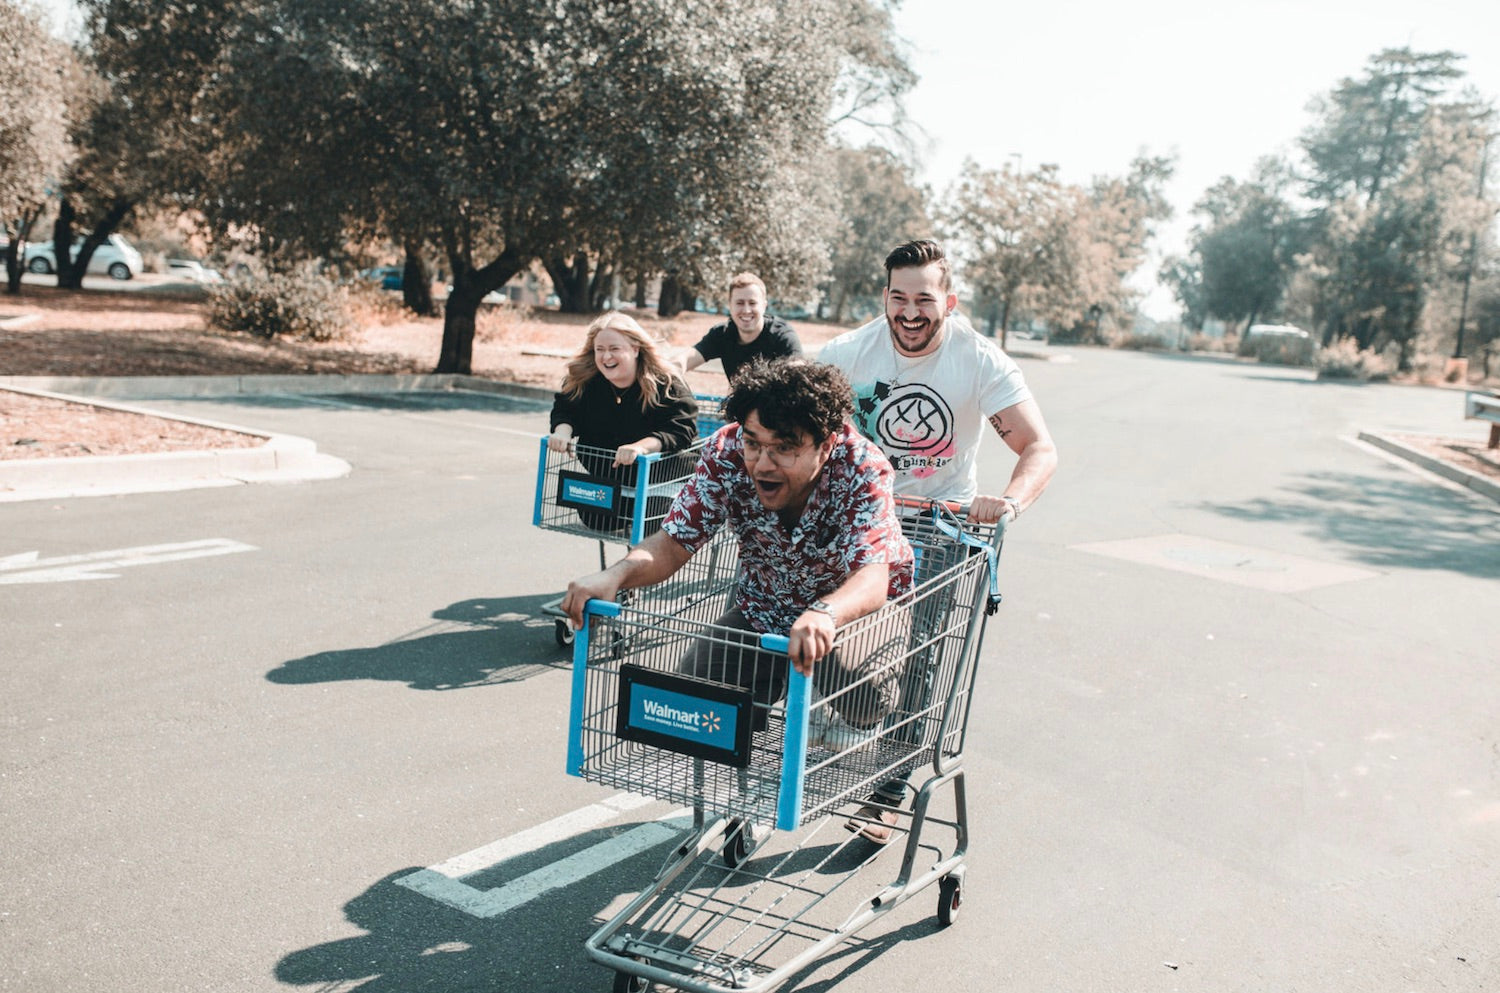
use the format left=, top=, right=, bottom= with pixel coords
left=1315, top=338, right=1393, bottom=381
left=207, top=270, right=355, bottom=341
left=1114, top=333, right=1168, bottom=351
left=1243, top=332, right=1315, bottom=366
left=1186, top=332, right=1235, bottom=353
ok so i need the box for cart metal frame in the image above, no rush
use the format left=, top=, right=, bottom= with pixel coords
left=566, top=502, right=1007, bottom=992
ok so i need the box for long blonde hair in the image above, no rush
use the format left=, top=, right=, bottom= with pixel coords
left=560, top=311, right=677, bottom=412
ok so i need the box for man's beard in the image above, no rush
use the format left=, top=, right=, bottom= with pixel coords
left=886, top=310, right=944, bottom=356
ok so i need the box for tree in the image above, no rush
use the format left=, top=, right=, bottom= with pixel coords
left=85, top=0, right=858, bottom=369
left=1297, top=47, right=1496, bottom=362
left=944, top=153, right=1173, bottom=346
left=1158, top=255, right=1206, bottom=332
left=943, top=159, right=1074, bottom=346
left=1188, top=160, right=1301, bottom=332
left=0, top=0, right=72, bottom=294
left=820, top=145, right=930, bottom=322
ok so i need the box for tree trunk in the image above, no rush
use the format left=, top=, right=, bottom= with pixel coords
left=545, top=252, right=591, bottom=313
left=4, top=206, right=42, bottom=295
left=657, top=274, right=686, bottom=317
left=587, top=260, right=614, bottom=311
left=4, top=242, right=21, bottom=295
left=55, top=198, right=134, bottom=290
left=52, top=200, right=79, bottom=289
left=436, top=249, right=525, bottom=374
left=633, top=274, right=647, bottom=308
left=401, top=241, right=435, bottom=316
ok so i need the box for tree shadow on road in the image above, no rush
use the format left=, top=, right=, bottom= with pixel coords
left=267, top=594, right=569, bottom=691
left=1197, top=469, right=1500, bottom=579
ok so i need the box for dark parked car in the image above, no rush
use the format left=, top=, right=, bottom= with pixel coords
left=359, top=266, right=403, bottom=291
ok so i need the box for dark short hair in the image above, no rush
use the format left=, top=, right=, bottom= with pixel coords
left=884, top=239, right=951, bottom=294
left=724, top=359, right=852, bottom=446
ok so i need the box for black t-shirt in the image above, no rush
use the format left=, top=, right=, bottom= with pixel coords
left=692, top=317, right=803, bottom=380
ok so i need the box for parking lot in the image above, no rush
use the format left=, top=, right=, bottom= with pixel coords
left=4, top=351, right=1499, bottom=991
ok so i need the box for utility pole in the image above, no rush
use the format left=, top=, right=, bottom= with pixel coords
left=1453, top=116, right=1495, bottom=367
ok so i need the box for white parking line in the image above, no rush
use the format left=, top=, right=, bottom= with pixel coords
left=395, top=793, right=690, bottom=918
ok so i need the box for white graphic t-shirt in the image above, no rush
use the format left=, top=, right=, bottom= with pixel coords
left=818, top=313, right=1032, bottom=503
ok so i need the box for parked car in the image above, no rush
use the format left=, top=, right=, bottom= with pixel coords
left=1245, top=323, right=1309, bottom=341
left=166, top=258, right=223, bottom=283
left=359, top=265, right=404, bottom=291
left=24, top=234, right=143, bottom=280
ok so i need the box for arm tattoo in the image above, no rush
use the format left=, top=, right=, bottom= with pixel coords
left=987, top=412, right=1012, bottom=440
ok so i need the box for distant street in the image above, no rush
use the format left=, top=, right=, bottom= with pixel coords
left=3, top=349, right=1498, bottom=992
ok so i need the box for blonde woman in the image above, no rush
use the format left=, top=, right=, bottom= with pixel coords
left=549, top=311, right=698, bottom=470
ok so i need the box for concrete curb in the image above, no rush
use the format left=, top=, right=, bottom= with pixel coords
left=0, top=381, right=355, bottom=503
left=0, top=372, right=556, bottom=403
left=1358, top=430, right=1500, bottom=505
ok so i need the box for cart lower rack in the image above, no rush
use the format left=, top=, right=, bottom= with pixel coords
left=566, top=503, right=1007, bottom=992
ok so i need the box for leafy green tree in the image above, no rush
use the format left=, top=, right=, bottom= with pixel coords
left=85, top=0, right=858, bottom=370
left=1189, top=160, right=1301, bottom=333
left=1297, top=47, right=1496, bottom=363
left=1158, top=255, right=1206, bottom=331
left=821, top=144, right=930, bottom=322
left=0, top=0, right=72, bottom=293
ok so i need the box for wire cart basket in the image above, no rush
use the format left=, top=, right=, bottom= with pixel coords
left=565, top=501, right=1008, bottom=992
left=533, top=394, right=728, bottom=647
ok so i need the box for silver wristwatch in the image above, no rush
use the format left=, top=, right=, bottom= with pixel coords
left=807, top=599, right=838, bottom=626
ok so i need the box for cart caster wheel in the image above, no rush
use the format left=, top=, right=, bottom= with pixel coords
left=936, top=872, right=963, bottom=927
left=721, top=819, right=757, bottom=869
left=612, top=968, right=650, bottom=993
left=555, top=619, right=574, bottom=648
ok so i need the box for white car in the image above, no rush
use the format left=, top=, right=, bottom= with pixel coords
left=24, top=234, right=143, bottom=280
left=166, top=258, right=223, bottom=283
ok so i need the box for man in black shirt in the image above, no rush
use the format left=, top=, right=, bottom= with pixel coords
left=677, top=271, right=804, bottom=381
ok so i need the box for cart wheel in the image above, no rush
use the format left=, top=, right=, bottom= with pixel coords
left=721, top=819, right=753, bottom=869
left=612, top=968, right=650, bottom=993
left=554, top=619, right=574, bottom=648
left=936, top=873, right=963, bottom=927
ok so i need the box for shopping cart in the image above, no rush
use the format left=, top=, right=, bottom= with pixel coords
left=565, top=501, right=1006, bottom=992
left=533, top=394, right=728, bottom=647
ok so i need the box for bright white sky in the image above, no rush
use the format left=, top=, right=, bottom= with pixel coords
left=890, top=0, right=1500, bottom=317
left=40, top=0, right=1500, bottom=318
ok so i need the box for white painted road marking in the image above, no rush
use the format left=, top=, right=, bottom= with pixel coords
left=396, top=792, right=691, bottom=918
left=0, top=539, right=257, bottom=585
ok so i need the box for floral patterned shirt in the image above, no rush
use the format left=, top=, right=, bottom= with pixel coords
left=661, top=421, right=915, bottom=634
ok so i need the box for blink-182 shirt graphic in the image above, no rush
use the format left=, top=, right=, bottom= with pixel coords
left=856, top=381, right=956, bottom=476
left=819, top=314, right=1032, bottom=504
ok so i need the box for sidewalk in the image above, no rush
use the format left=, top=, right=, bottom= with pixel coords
left=0, top=374, right=550, bottom=503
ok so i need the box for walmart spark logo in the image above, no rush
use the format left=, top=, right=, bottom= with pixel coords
left=700, top=710, right=722, bottom=734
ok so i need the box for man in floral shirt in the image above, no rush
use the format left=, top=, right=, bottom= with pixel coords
left=562, top=359, right=914, bottom=738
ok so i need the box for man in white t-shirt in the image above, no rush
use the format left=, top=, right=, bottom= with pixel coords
left=819, top=239, right=1058, bottom=843
left=818, top=239, right=1057, bottom=525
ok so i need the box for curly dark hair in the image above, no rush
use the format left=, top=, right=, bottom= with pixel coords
left=723, top=359, right=852, bottom=445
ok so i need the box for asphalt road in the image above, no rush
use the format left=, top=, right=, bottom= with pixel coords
left=3, top=349, right=1498, bottom=993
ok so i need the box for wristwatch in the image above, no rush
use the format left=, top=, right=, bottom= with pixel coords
left=999, top=495, right=1021, bottom=518
left=807, top=599, right=838, bottom=626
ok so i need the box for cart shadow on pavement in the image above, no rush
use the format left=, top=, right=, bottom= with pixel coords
left=1198, top=469, right=1500, bottom=579
left=266, top=594, right=571, bottom=691
left=275, top=840, right=943, bottom=993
